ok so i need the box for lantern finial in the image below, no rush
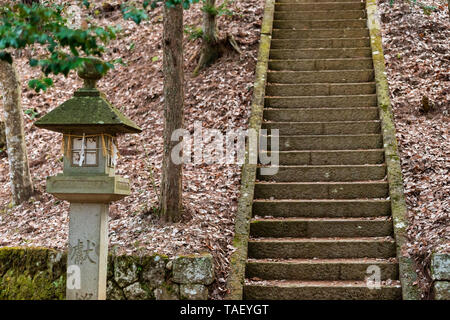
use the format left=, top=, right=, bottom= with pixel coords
left=77, top=57, right=106, bottom=89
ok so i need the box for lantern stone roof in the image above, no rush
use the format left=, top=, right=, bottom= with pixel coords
left=35, top=88, right=142, bottom=134
left=34, top=57, right=142, bottom=135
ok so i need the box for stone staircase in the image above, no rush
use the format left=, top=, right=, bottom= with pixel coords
left=243, top=0, right=402, bottom=299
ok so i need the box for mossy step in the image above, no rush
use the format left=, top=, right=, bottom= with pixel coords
left=275, top=2, right=365, bottom=11
left=247, top=237, right=396, bottom=259
left=273, top=19, right=367, bottom=29
left=268, top=134, right=383, bottom=151
left=265, top=95, right=377, bottom=108
left=264, top=107, right=379, bottom=122
left=254, top=181, right=389, bottom=199
left=262, top=121, right=381, bottom=135
left=267, top=70, right=374, bottom=84
left=250, top=217, right=393, bottom=237
left=266, top=83, right=375, bottom=96
left=269, top=58, right=373, bottom=71
left=246, top=258, right=398, bottom=281
left=244, top=280, right=402, bottom=300
left=252, top=199, right=391, bottom=218
left=257, top=164, right=386, bottom=182
left=270, top=48, right=372, bottom=59
left=272, top=28, right=369, bottom=39
left=271, top=38, right=370, bottom=49
left=274, top=10, right=366, bottom=20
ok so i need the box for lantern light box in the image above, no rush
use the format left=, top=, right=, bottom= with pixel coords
left=35, top=58, right=142, bottom=203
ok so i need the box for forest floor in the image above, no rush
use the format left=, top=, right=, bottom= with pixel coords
left=378, top=0, right=449, bottom=298
left=0, top=0, right=448, bottom=299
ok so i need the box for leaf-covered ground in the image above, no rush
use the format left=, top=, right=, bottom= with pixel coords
left=378, top=0, right=449, bottom=298
left=0, top=0, right=264, bottom=299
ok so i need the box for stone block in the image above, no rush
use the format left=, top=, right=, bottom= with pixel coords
left=433, top=281, right=450, bottom=300
left=180, top=284, right=208, bottom=300
left=106, top=279, right=125, bottom=300
left=114, top=256, right=139, bottom=288
left=123, top=282, right=150, bottom=300
left=172, top=253, right=214, bottom=285
left=141, top=254, right=167, bottom=288
left=154, top=284, right=180, bottom=300
left=431, top=253, right=450, bottom=281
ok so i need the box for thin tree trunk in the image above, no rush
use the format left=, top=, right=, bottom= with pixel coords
left=194, top=0, right=219, bottom=75
left=159, top=3, right=184, bottom=222
left=0, top=60, right=33, bottom=205
left=0, top=118, right=5, bottom=150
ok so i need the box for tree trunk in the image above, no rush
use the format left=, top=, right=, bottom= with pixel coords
left=0, top=120, right=5, bottom=150
left=0, top=60, right=33, bottom=205
left=159, top=3, right=184, bottom=222
left=194, top=0, right=219, bottom=75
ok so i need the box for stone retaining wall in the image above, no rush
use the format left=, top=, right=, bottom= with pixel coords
left=431, top=253, right=450, bottom=300
left=226, top=0, right=274, bottom=300
left=0, top=247, right=214, bottom=300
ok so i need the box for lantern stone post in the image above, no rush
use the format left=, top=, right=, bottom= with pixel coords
left=35, top=58, right=142, bottom=300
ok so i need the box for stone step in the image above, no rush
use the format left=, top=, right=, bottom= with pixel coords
left=272, top=28, right=369, bottom=39
left=244, top=280, right=402, bottom=300
left=274, top=10, right=366, bottom=20
left=269, top=134, right=383, bottom=151
left=273, top=19, right=368, bottom=29
left=262, top=149, right=385, bottom=165
left=246, top=258, right=398, bottom=281
left=265, top=95, right=377, bottom=108
left=268, top=70, right=374, bottom=84
left=252, top=199, right=391, bottom=218
left=264, top=107, right=379, bottom=122
left=262, top=149, right=384, bottom=165
left=254, top=181, right=389, bottom=199
left=270, top=48, right=372, bottom=59
left=257, top=164, right=386, bottom=182
left=262, top=121, right=381, bottom=135
left=275, top=2, right=365, bottom=11
left=266, top=83, right=375, bottom=96
left=250, top=217, right=393, bottom=238
left=247, top=237, right=396, bottom=259
left=271, top=38, right=370, bottom=49
left=269, top=58, right=373, bottom=71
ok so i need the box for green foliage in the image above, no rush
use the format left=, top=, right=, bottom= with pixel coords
left=389, top=0, right=437, bottom=15
left=184, top=24, right=203, bottom=40
left=24, top=107, right=40, bottom=120
left=82, top=0, right=91, bottom=9
left=202, top=0, right=234, bottom=17
left=0, top=0, right=203, bottom=93
left=121, top=3, right=149, bottom=24
left=147, top=0, right=200, bottom=10
left=0, top=1, right=122, bottom=92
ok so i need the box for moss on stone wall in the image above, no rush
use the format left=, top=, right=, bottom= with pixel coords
left=0, top=247, right=66, bottom=300
left=0, top=247, right=214, bottom=300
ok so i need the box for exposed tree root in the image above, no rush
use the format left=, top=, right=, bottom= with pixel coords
left=192, top=34, right=241, bottom=77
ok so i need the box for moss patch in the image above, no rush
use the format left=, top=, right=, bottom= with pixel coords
left=0, top=247, right=66, bottom=300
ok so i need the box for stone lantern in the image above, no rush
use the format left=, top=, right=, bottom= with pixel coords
left=35, top=58, right=142, bottom=300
